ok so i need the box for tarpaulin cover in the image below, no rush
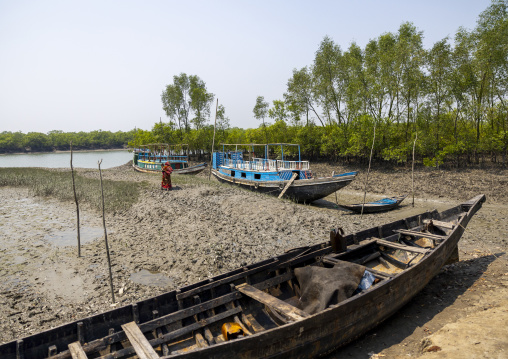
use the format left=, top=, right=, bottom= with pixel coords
left=295, top=261, right=366, bottom=315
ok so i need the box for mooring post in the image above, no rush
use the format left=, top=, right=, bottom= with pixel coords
left=412, top=133, right=418, bottom=207
left=361, top=125, right=376, bottom=218
left=208, top=98, right=218, bottom=181
left=70, top=141, right=81, bottom=257
left=98, top=159, right=116, bottom=304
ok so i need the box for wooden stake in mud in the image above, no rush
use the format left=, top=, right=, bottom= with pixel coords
left=361, top=125, right=376, bottom=218
left=412, top=133, right=418, bottom=207
left=98, top=159, right=116, bottom=304
left=332, top=171, right=339, bottom=206
left=208, top=98, right=219, bottom=181
left=70, top=141, right=81, bottom=257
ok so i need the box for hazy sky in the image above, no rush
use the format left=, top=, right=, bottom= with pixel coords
left=0, top=0, right=492, bottom=134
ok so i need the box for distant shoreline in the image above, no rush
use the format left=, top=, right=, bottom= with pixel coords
left=0, top=148, right=129, bottom=156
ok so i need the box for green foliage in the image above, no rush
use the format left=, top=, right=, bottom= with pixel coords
left=268, top=100, right=288, bottom=123
left=0, top=130, right=135, bottom=153
left=161, top=73, right=214, bottom=132
left=8, top=2, right=507, bottom=168
left=253, top=96, right=269, bottom=125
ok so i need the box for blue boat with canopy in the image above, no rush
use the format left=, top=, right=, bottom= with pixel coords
left=211, top=143, right=357, bottom=203
left=132, top=143, right=207, bottom=174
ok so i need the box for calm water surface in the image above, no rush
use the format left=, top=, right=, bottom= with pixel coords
left=0, top=150, right=132, bottom=169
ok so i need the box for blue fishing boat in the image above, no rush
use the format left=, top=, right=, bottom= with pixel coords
left=211, top=143, right=358, bottom=203
left=132, top=144, right=207, bottom=174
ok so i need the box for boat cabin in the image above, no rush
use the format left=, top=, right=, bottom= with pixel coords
left=133, top=143, right=190, bottom=171
left=212, top=143, right=312, bottom=182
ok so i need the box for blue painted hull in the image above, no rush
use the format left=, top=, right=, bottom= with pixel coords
left=212, top=169, right=357, bottom=203
left=133, top=162, right=207, bottom=175
left=340, top=195, right=407, bottom=213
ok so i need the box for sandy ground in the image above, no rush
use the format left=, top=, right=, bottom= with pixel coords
left=0, top=162, right=507, bottom=358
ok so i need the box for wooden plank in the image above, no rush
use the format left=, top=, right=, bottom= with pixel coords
left=236, top=283, right=309, bottom=322
left=376, top=239, right=430, bottom=254
left=193, top=295, right=214, bottom=345
left=98, top=308, right=242, bottom=359
left=68, top=342, right=88, bottom=359
left=176, top=246, right=322, bottom=301
left=121, top=322, right=159, bottom=359
left=393, top=229, right=447, bottom=241
left=423, top=219, right=455, bottom=229
left=242, top=313, right=265, bottom=333
left=176, top=258, right=280, bottom=300
left=195, top=333, right=208, bottom=348
left=365, top=268, right=395, bottom=278
left=58, top=272, right=296, bottom=359
left=278, top=172, right=298, bottom=198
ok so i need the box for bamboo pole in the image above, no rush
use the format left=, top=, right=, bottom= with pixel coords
left=70, top=141, right=81, bottom=257
left=208, top=98, right=219, bottom=180
left=412, top=133, right=418, bottom=207
left=361, top=125, right=376, bottom=218
left=98, top=159, right=116, bottom=304
left=332, top=171, right=339, bottom=206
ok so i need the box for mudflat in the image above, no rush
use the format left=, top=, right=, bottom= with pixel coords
left=0, top=162, right=506, bottom=358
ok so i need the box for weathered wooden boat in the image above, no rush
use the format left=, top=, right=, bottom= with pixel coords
left=341, top=195, right=408, bottom=214
left=211, top=143, right=358, bottom=203
left=0, top=194, right=485, bottom=359
left=132, top=144, right=207, bottom=175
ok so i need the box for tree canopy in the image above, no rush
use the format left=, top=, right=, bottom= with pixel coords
left=161, top=73, right=214, bottom=132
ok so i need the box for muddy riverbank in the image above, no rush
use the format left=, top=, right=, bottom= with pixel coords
left=0, top=163, right=506, bottom=357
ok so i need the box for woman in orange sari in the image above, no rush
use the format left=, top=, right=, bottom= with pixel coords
left=161, top=161, right=173, bottom=190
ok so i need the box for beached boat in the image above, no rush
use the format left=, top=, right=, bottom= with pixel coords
left=341, top=194, right=408, bottom=213
left=132, top=144, right=207, bottom=175
left=211, top=143, right=358, bottom=203
left=0, top=194, right=485, bottom=359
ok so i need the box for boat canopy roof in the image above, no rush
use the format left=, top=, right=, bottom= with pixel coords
left=218, top=143, right=301, bottom=161
left=139, top=143, right=189, bottom=149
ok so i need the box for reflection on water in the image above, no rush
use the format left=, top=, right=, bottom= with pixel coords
left=130, top=269, right=174, bottom=287
left=0, top=150, right=132, bottom=169
left=44, top=227, right=105, bottom=247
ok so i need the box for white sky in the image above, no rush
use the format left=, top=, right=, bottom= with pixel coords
left=0, top=0, right=492, bottom=133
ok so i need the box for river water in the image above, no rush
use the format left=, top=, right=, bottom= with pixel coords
left=0, top=149, right=132, bottom=169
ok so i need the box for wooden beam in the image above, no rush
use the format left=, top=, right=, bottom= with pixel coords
left=99, top=308, right=242, bottom=359
left=236, top=283, right=309, bottom=322
left=68, top=342, right=88, bottom=359
left=241, top=313, right=265, bottom=333
left=393, top=229, right=446, bottom=241
left=423, top=219, right=455, bottom=229
left=376, top=239, right=430, bottom=254
left=365, top=268, right=395, bottom=278
left=121, top=322, right=159, bottom=359
left=56, top=271, right=296, bottom=359
left=278, top=172, right=298, bottom=198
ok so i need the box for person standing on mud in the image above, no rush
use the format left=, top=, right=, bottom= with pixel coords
left=161, top=161, right=173, bottom=190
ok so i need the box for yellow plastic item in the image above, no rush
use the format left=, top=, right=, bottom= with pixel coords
left=221, top=322, right=244, bottom=341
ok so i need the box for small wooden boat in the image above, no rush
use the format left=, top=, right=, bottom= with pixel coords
left=341, top=194, right=408, bottom=213
left=211, top=143, right=358, bottom=203
left=0, top=194, right=485, bottom=359
left=132, top=144, right=207, bottom=175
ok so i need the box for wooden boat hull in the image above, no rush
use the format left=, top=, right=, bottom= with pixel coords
left=133, top=162, right=207, bottom=175
left=212, top=169, right=357, bottom=203
left=0, top=195, right=485, bottom=359
left=341, top=195, right=408, bottom=213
